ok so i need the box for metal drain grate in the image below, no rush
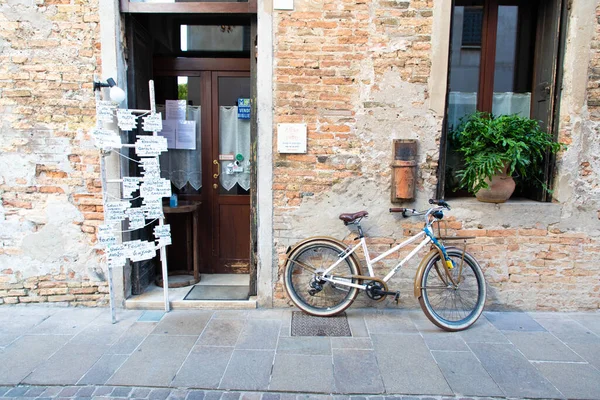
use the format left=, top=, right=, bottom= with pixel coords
left=291, top=311, right=352, bottom=337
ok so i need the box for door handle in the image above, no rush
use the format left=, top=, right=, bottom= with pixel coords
left=213, top=159, right=220, bottom=179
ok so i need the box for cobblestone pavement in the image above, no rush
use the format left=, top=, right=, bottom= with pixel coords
left=0, top=385, right=504, bottom=400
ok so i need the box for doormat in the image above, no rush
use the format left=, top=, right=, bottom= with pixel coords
left=291, top=311, right=351, bottom=337
left=184, top=285, right=249, bottom=301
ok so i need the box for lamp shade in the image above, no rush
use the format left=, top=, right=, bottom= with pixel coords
left=109, top=86, right=126, bottom=103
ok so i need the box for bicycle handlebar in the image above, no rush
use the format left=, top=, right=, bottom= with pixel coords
left=389, top=199, right=451, bottom=219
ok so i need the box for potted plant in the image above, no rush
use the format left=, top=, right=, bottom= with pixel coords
left=450, top=112, right=563, bottom=203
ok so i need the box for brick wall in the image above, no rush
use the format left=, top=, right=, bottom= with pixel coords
left=272, top=0, right=600, bottom=311
left=0, top=0, right=108, bottom=305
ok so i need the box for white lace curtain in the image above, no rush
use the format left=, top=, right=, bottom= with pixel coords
left=158, top=106, right=202, bottom=190
left=447, top=92, right=532, bottom=130
left=219, top=106, right=250, bottom=191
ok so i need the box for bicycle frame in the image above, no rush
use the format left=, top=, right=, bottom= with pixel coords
left=321, top=225, right=442, bottom=290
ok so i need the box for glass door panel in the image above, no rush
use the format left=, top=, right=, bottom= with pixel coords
left=154, top=75, right=202, bottom=195
left=217, top=76, right=251, bottom=195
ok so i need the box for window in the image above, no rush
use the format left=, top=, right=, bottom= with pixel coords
left=441, top=0, right=564, bottom=201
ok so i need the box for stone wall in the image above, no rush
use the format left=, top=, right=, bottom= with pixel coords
left=0, top=0, right=108, bottom=305
left=272, top=0, right=600, bottom=311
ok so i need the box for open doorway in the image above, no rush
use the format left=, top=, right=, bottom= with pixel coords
left=126, top=14, right=256, bottom=302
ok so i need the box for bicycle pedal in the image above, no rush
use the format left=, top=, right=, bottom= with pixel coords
left=393, top=292, right=400, bottom=305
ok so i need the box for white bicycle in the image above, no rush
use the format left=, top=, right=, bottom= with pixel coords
left=283, top=199, right=486, bottom=331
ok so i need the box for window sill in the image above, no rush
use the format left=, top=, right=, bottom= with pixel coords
left=447, top=197, right=562, bottom=228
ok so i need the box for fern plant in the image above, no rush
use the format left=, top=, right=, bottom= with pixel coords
left=450, top=112, right=563, bottom=194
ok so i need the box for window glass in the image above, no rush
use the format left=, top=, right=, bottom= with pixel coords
left=181, top=25, right=251, bottom=52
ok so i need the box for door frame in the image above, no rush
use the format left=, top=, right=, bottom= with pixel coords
left=211, top=70, right=251, bottom=274
left=153, top=57, right=256, bottom=279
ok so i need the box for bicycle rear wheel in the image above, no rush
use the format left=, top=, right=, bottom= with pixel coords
left=418, top=248, right=486, bottom=331
left=284, top=239, right=360, bottom=317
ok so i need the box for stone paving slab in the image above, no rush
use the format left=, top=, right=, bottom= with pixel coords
left=0, top=306, right=599, bottom=399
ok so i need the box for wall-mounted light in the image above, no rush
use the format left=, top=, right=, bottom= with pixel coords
left=93, top=77, right=126, bottom=103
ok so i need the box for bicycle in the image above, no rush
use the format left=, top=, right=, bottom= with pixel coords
left=283, top=199, right=486, bottom=331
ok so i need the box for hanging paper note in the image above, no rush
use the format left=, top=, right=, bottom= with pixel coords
left=97, top=224, right=117, bottom=247
left=166, top=100, right=187, bottom=121
left=154, top=224, right=172, bottom=247
left=96, top=100, right=116, bottom=123
left=126, top=207, right=145, bottom=230
left=238, top=98, right=251, bottom=119
left=140, top=178, right=171, bottom=199
left=176, top=120, right=196, bottom=150
left=122, top=177, right=141, bottom=199
left=159, top=120, right=177, bottom=149
left=117, top=109, right=138, bottom=131
left=141, top=198, right=164, bottom=219
left=104, top=201, right=131, bottom=223
left=128, top=240, right=157, bottom=262
left=91, top=128, right=121, bottom=149
left=135, top=135, right=168, bottom=157
left=139, top=158, right=161, bottom=179
left=107, top=244, right=126, bottom=268
left=142, top=112, right=163, bottom=132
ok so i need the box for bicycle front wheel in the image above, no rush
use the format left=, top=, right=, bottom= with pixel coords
left=284, top=239, right=360, bottom=317
left=419, top=248, right=486, bottom=331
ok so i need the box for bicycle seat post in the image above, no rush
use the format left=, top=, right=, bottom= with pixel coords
left=355, top=219, right=365, bottom=239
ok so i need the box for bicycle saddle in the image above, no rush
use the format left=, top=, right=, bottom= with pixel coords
left=339, top=211, right=368, bottom=223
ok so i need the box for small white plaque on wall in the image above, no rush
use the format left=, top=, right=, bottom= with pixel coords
left=274, top=0, right=293, bottom=10
left=278, top=123, right=307, bottom=154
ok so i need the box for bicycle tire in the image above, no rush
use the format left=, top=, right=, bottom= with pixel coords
left=418, top=248, right=486, bottom=331
left=284, top=239, right=360, bottom=317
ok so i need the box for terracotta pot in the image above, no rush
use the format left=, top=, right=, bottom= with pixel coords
left=475, top=170, right=516, bottom=203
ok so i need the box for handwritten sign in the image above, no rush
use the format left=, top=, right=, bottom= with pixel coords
left=126, top=240, right=157, bottom=262
left=140, top=178, right=171, bottom=199
left=277, top=123, right=307, bottom=154
left=107, top=244, right=126, bottom=268
left=141, top=198, right=164, bottom=219
left=154, top=224, right=172, bottom=246
left=91, top=128, right=121, bottom=149
left=122, top=177, right=140, bottom=199
left=135, top=135, right=168, bottom=157
left=126, top=207, right=145, bottom=230
left=142, top=113, right=163, bottom=132
left=104, top=201, right=131, bottom=223
left=96, top=100, right=116, bottom=123
left=139, top=158, right=161, bottom=179
left=97, top=225, right=116, bottom=246
left=117, top=110, right=138, bottom=131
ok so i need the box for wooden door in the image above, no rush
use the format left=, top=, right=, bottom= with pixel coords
left=211, top=71, right=251, bottom=274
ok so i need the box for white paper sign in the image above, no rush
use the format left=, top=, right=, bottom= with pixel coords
left=135, top=135, right=168, bottom=157
left=117, top=110, right=138, bottom=131
left=159, top=120, right=177, bottom=149
left=141, top=198, right=164, bottom=219
left=122, top=177, right=141, bottom=199
left=277, top=123, right=307, bottom=153
left=91, top=128, right=122, bottom=149
left=140, top=158, right=161, bottom=179
left=154, top=224, right=172, bottom=247
left=104, top=201, right=131, bottom=223
left=128, top=240, right=157, bottom=262
left=176, top=120, right=196, bottom=150
left=140, top=178, right=171, bottom=199
left=142, top=113, right=163, bottom=132
left=96, top=101, right=116, bottom=123
left=126, top=207, right=145, bottom=230
left=97, top=225, right=117, bottom=246
left=166, top=100, right=187, bottom=121
left=107, top=244, right=126, bottom=268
